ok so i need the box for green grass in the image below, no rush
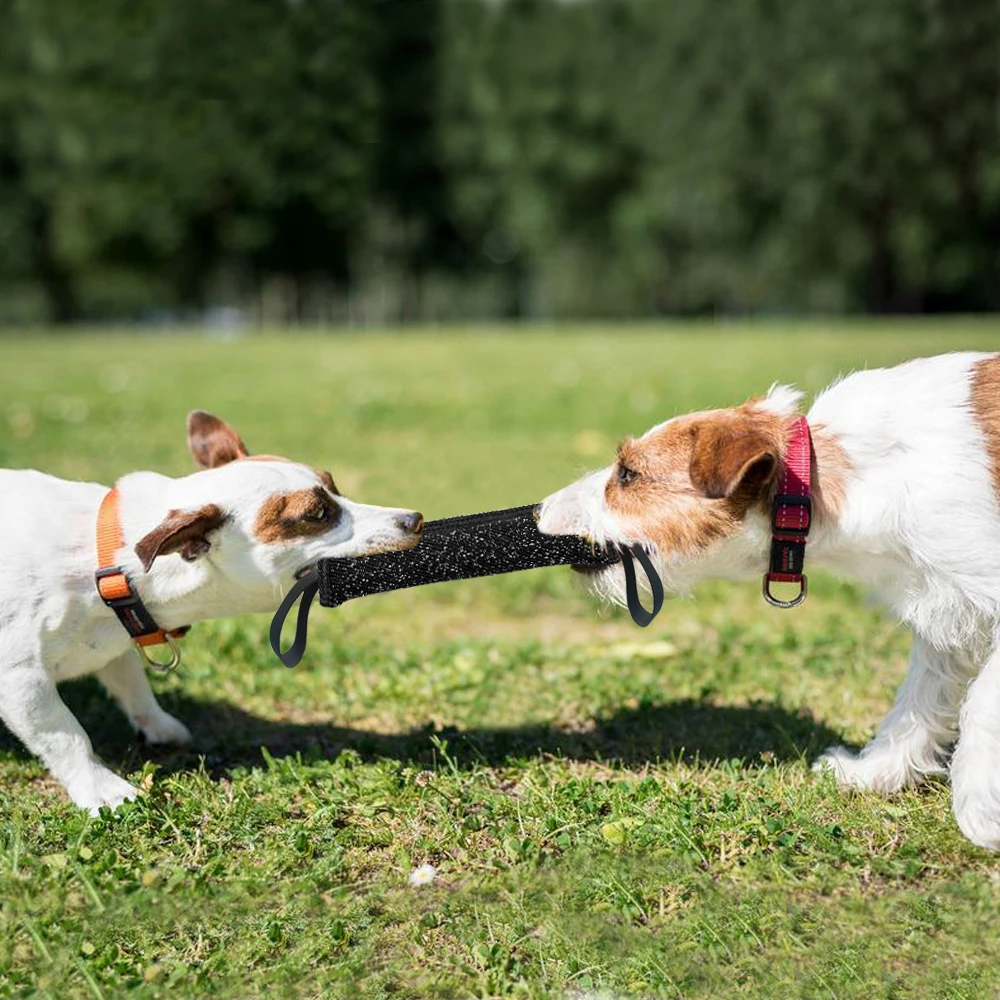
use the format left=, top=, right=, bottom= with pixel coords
left=3, top=320, right=1000, bottom=999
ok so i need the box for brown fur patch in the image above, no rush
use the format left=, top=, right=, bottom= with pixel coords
left=687, top=411, right=781, bottom=500
left=187, top=412, right=249, bottom=469
left=253, top=486, right=341, bottom=543
left=135, top=505, right=229, bottom=572
left=971, top=356, right=1000, bottom=500
left=604, top=409, right=763, bottom=557
left=316, top=469, right=338, bottom=493
left=605, top=400, right=849, bottom=558
left=187, top=414, right=340, bottom=494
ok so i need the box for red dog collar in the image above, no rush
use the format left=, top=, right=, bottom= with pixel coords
left=762, top=416, right=812, bottom=608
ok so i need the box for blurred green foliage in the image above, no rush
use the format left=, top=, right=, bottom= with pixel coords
left=0, top=0, right=997, bottom=323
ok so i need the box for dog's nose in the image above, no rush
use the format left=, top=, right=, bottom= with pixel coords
left=397, top=511, right=424, bottom=535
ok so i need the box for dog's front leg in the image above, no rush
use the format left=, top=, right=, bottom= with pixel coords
left=814, top=633, right=967, bottom=794
left=950, top=643, right=1000, bottom=851
left=0, top=657, right=139, bottom=813
left=97, top=652, right=192, bottom=746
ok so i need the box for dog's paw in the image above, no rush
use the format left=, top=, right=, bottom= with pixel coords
left=951, top=760, right=1000, bottom=851
left=812, top=745, right=914, bottom=795
left=953, top=798, right=1000, bottom=852
left=137, top=711, right=193, bottom=746
left=68, top=769, right=140, bottom=815
left=812, top=746, right=857, bottom=783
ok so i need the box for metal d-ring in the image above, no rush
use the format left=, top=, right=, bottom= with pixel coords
left=761, top=574, right=808, bottom=609
left=136, top=634, right=182, bottom=673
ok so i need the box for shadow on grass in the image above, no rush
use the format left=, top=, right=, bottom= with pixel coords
left=0, top=677, right=849, bottom=777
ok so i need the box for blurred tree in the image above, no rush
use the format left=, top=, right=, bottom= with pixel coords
left=0, top=0, right=376, bottom=322
left=227, top=0, right=378, bottom=318
left=758, top=0, right=1000, bottom=313
left=606, top=0, right=1000, bottom=315
left=0, top=0, right=87, bottom=322
left=372, top=0, right=472, bottom=321
left=0, top=0, right=996, bottom=323
left=440, top=0, right=644, bottom=317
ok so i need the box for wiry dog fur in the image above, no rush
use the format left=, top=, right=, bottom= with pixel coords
left=539, top=352, right=1000, bottom=851
left=0, top=412, right=423, bottom=813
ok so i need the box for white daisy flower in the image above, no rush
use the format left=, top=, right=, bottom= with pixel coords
left=408, top=863, right=437, bottom=887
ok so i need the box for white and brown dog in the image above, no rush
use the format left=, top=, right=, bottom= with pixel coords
left=540, top=352, right=1000, bottom=850
left=0, top=412, right=423, bottom=813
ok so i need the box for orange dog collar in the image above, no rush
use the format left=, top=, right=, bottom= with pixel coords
left=96, top=487, right=187, bottom=670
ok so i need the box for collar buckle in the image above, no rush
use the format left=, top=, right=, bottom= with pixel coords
left=95, top=566, right=141, bottom=609
left=772, top=494, right=812, bottom=536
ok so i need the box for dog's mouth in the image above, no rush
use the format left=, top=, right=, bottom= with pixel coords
left=572, top=541, right=651, bottom=577
left=571, top=539, right=623, bottom=576
left=358, top=533, right=423, bottom=557
left=297, top=533, right=421, bottom=575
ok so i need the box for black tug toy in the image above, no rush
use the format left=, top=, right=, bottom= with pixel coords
left=270, top=504, right=664, bottom=667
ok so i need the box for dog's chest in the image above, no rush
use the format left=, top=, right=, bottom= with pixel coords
left=40, top=593, right=134, bottom=680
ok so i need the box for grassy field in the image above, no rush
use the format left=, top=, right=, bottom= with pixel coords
left=3, top=321, right=1000, bottom=999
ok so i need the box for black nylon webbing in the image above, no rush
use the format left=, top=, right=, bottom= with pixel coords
left=619, top=544, right=665, bottom=627
left=269, top=570, right=319, bottom=668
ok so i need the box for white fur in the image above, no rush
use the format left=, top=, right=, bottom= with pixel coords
left=0, top=451, right=420, bottom=814
left=540, top=352, right=1000, bottom=850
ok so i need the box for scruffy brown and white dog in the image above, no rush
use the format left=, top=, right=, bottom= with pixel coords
left=539, top=352, right=1000, bottom=851
left=0, top=412, right=423, bottom=813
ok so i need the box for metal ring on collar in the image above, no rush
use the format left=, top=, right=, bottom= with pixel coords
left=761, top=573, right=808, bottom=609
left=136, top=633, right=182, bottom=673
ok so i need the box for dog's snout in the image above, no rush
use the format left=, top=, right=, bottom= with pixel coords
left=397, top=511, right=424, bottom=535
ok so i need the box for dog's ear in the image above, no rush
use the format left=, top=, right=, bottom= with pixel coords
left=135, top=505, right=228, bottom=572
left=187, top=411, right=250, bottom=469
left=689, top=417, right=778, bottom=500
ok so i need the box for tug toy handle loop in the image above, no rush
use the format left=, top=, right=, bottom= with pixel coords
left=620, top=544, right=664, bottom=627
left=269, top=569, right=319, bottom=668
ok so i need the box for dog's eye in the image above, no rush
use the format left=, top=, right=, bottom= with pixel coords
left=303, top=505, right=331, bottom=524
left=617, top=464, right=640, bottom=487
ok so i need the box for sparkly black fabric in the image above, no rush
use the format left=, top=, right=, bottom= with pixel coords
left=317, top=504, right=619, bottom=608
